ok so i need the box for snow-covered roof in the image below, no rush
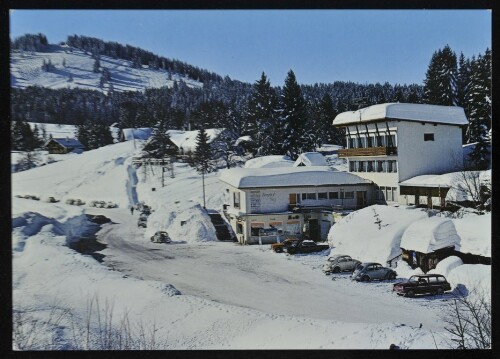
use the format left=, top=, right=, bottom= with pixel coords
left=219, top=167, right=371, bottom=189
left=333, top=103, right=468, bottom=126
left=399, top=174, right=453, bottom=188
left=400, top=217, right=460, bottom=254
left=50, top=138, right=84, bottom=149
left=121, top=128, right=153, bottom=141
left=234, top=135, right=253, bottom=146
left=293, top=152, right=328, bottom=167
left=167, top=128, right=224, bottom=152
left=244, top=155, right=294, bottom=168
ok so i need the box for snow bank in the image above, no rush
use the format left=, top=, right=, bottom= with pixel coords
left=12, top=141, right=140, bottom=208
left=447, top=264, right=491, bottom=296
left=400, top=217, right=460, bottom=253
left=244, top=155, right=293, bottom=168
left=328, top=205, right=428, bottom=264
left=453, top=213, right=491, bottom=256
left=428, top=256, right=463, bottom=277
left=145, top=203, right=218, bottom=243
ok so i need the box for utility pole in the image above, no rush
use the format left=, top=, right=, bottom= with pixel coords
left=201, top=169, right=206, bottom=210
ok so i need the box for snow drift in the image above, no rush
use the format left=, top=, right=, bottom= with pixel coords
left=400, top=217, right=460, bottom=253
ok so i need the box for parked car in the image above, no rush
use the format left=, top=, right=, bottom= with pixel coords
left=286, top=240, right=329, bottom=255
left=150, top=231, right=171, bottom=243
left=393, top=274, right=451, bottom=297
left=271, top=237, right=301, bottom=253
left=352, top=262, right=397, bottom=282
left=323, top=254, right=361, bottom=274
left=137, top=218, right=147, bottom=228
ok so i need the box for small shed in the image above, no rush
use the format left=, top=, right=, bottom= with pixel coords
left=400, top=217, right=460, bottom=272
left=45, top=138, right=85, bottom=154
left=293, top=152, right=328, bottom=167
left=120, top=128, right=153, bottom=142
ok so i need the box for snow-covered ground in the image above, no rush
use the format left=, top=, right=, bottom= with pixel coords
left=11, top=45, right=202, bottom=93
left=11, top=141, right=491, bottom=349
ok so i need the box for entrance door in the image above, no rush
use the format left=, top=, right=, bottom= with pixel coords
left=356, top=191, right=365, bottom=208
left=289, top=193, right=297, bottom=206
left=308, top=219, right=320, bottom=242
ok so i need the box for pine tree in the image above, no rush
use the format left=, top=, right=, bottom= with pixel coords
left=465, top=50, right=491, bottom=170
left=142, top=119, right=176, bottom=158
left=245, top=72, right=278, bottom=155
left=93, top=57, right=101, bottom=73
left=194, top=127, right=213, bottom=173
left=278, top=70, right=314, bottom=159
left=315, top=94, right=344, bottom=146
left=457, top=53, right=472, bottom=112
left=423, top=45, right=458, bottom=106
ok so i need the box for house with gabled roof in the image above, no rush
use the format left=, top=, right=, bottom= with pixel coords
left=45, top=138, right=85, bottom=154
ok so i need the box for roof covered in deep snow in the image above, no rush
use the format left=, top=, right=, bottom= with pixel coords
left=219, top=167, right=371, bottom=189
left=244, top=155, right=294, bottom=168
left=167, top=128, right=224, bottom=152
left=50, top=138, right=84, bottom=148
left=333, top=103, right=468, bottom=126
left=121, top=128, right=153, bottom=141
left=400, top=217, right=460, bottom=254
left=293, top=152, right=328, bottom=167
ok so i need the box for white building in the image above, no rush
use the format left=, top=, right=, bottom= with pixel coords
left=332, top=103, right=468, bottom=207
left=219, top=166, right=373, bottom=244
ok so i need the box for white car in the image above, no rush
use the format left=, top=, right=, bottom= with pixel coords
left=323, top=254, right=361, bottom=274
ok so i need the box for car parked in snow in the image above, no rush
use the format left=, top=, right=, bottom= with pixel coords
left=271, top=237, right=301, bottom=253
left=137, top=218, right=147, bottom=228
left=393, top=274, right=451, bottom=297
left=323, top=255, right=361, bottom=274
left=286, top=240, right=329, bottom=255
left=150, top=231, right=171, bottom=243
left=352, top=262, right=397, bottom=282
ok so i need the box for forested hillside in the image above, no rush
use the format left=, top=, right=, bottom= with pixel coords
left=10, top=34, right=490, bottom=163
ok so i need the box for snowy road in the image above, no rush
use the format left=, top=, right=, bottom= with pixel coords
left=91, top=208, right=448, bottom=331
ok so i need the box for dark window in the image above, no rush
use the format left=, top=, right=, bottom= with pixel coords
left=358, top=161, right=364, bottom=172
left=349, top=161, right=356, bottom=172
left=233, top=192, right=240, bottom=208
left=424, top=133, right=435, bottom=141
left=302, top=193, right=316, bottom=200
left=318, top=192, right=328, bottom=200
left=344, top=191, right=354, bottom=199
left=329, top=192, right=339, bottom=199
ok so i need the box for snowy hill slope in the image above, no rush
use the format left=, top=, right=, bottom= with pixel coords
left=11, top=45, right=203, bottom=93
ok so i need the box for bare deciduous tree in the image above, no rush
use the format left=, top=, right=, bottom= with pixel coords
left=441, top=285, right=491, bottom=349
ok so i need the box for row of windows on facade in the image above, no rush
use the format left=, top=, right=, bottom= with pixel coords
left=349, top=160, right=398, bottom=173
left=232, top=190, right=361, bottom=208
left=347, top=134, right=396, bottom=149
left=347, top=133, right=435, bottom=149
left=376, top=186, right=399, bottom=202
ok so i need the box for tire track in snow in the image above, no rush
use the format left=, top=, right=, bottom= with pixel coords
left=126, top=162, right=139, bottom=206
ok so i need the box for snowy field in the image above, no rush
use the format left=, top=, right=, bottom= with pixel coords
left=11, top=141, right=490, bottom=350
left=11, top=45, right=202, bottom=93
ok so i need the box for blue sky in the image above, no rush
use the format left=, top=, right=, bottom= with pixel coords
left=10, top=9, right=491, bottom=86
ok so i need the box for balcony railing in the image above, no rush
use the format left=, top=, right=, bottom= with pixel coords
left=338, top=146, right=397, bottom=157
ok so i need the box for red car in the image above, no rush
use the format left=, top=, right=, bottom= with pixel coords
left=393, top=274, right=451, bottom=297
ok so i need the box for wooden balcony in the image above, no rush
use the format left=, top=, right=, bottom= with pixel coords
left=338, top=146, right=397, bottom=158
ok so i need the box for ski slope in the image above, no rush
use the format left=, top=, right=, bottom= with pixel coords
left=11, top=45, right=203, bottom=93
